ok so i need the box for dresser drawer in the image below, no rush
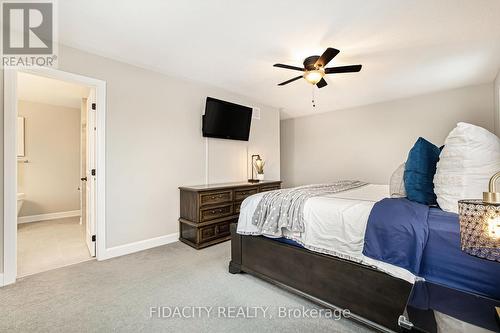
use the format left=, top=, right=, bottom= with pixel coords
left=199, top=221, right=232, bottom=243
left=234, top=187, right=259, bottom=201
left=200, top=224, right=217, bottom=241
left=234, top=202, right=242, bottom=214
left=216, top=221, right=231, bottom=236
left=200, top=204, right=233, bottom=222
left=200, top=190, right=232, bottom=206
left=260, top=185, right=281, bottom=192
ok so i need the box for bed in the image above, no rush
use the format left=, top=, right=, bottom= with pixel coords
left=229, top=183, right=500, bottom=332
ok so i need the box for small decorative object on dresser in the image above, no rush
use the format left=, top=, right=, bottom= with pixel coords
left=254, top=155, right=265, bottom=181
left=248, top=154, right=265, bottom=183
left=178, top=180, right=281, bottom=249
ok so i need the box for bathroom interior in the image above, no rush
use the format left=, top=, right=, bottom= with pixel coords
left=16, top=72, right=95, bottom=277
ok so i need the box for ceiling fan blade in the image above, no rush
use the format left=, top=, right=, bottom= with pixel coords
left=325, top=64, right=362, bottom=74
left=316, top=78, right=328, bottom=88
left=273, top=63, right=305, bottom=71
left=315, top=48, right=340, bottom=68
left=278, top=76, right=303, bottom=86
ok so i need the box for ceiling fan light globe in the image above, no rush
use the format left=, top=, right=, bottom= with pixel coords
left=304, top=69, right=324, bottom=84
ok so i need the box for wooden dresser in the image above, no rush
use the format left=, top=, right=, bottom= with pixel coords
left=179, top=180, right=282, bottom=249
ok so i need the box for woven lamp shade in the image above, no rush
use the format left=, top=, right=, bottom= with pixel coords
left=458, top=199, right=500, bottom=262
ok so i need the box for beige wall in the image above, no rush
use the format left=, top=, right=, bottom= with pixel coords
left=60, top=45, right=280, bottom=248
left=0, top=46, right=281, bottom=274
left=57, top=46, right=280, bottom=249
left=281, top=84, right=495, bottom=188
left=495, top=70, right=500, bottom=135
left=17, top=101, right=81, bottom=217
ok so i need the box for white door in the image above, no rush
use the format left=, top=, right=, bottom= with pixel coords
left=85, top=89, right=96, bottom=257
left=79, top=99, right=87, bottom=225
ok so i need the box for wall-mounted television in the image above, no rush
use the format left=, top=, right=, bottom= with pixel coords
left=202, top=97, right=252, bottom=141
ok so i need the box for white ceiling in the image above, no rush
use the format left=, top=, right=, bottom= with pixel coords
left=59, top=0, right=500, bottom=118
left=18, top=72, right=89, bottom=109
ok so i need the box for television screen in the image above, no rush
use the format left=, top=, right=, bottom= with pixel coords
left=202, top=97, right=252, bottom=141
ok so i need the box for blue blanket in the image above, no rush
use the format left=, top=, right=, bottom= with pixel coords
left=362, top=198, right=429, bottom=275
left=420, top=208, right=500, bottom=300
left=363, top=198, right=500, bottom=300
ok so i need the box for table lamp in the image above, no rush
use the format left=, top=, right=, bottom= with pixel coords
left=248, top=154, right=263, bottom=183
left=458, top=171, right=500, bottom=261
left=458, top=171, right=500, bottom=324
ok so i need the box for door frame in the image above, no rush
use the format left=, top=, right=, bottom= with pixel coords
left=3, top=67, right=107, bottom=286
left=84, top=89, right=97, bottom=257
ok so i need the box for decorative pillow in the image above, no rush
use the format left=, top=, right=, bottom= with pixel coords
left=434, top=122, right=500, bottom=213
left=403, top=137, right=441, bottom=205
left=390, top=163, right=406, bottom=198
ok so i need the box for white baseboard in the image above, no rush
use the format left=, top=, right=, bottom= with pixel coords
left=99, top=232, right=179, bottom=261
left=17, top=210, right=81, bottom=224
left=0, top=272, right=15, bottom=288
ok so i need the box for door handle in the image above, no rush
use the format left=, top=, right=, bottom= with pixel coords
left=81, top=177, right=87, bottom=181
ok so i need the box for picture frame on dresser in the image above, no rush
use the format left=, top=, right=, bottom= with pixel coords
left=178, top=180, right=282, bottom=249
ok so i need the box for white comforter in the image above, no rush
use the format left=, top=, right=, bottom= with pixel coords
left=237, top=184, right=415, bottom=283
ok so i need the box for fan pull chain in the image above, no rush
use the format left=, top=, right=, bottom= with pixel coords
left=311, top=86, right=316, bottom=109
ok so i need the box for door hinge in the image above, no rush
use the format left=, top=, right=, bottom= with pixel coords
left=92, top=235, right=96, bottom=242
left=91, top=103, right=96, bottom=110
left=91, top=169, right=96, bottom=176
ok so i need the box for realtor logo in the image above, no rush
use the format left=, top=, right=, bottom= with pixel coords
left=1, top=0, right=58, bottom=67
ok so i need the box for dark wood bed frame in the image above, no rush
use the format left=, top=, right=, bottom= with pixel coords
left=228, top=224, right=414, bottom=332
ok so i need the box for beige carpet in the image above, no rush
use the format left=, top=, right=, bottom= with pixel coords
left=17, top=217, right=93, bottom=277
left=0, top=241, right=373, bottom=333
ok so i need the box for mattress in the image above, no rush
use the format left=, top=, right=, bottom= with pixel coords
left=237, top=184, right=416, bottom=283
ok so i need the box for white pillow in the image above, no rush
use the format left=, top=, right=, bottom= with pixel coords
left=434, top=122, right=500, bottom=213
left=390, top=163, right=406, bottom=198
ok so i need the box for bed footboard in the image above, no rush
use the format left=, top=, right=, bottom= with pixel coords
left=228, top=224, right=412, bottom=332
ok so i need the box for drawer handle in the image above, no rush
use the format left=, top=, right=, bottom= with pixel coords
left=210, top=194, right=224, bottom=200
left=210, top=209, right=224, bottom=214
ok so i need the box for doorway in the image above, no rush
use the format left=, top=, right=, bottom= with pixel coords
left=3, top=68, right=106, bottom=286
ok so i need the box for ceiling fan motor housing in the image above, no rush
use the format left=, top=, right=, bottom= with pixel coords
left=303, top=56, right=320, bottom=70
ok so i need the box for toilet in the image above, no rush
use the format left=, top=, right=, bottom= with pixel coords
left=17, top=193, right=25, bottom=216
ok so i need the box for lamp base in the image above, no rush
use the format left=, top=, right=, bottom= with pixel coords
left=248, top=179, right=260, bottom=184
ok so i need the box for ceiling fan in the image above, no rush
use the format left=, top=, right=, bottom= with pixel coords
left=274, top=47, right=362, bottom=88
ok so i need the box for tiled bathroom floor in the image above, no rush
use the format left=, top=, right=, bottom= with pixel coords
left=17, top=217, right=93, bottom=277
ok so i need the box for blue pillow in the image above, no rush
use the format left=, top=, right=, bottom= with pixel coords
left=403, top=137, right=441, bottom=205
